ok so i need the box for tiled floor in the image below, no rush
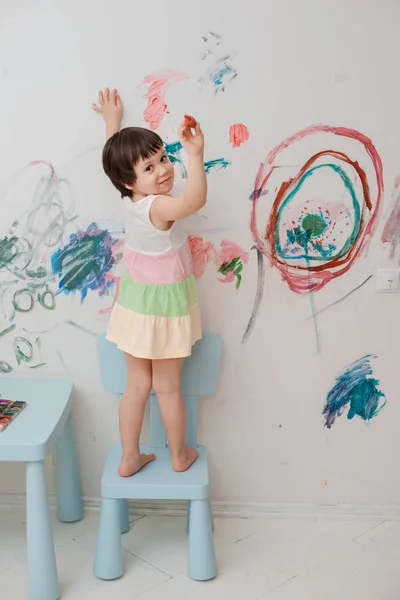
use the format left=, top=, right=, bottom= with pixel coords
left=1, top=506, right=400, bottom=599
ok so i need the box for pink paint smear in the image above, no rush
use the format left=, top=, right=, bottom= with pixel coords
left=229, top=124, right=249, bottom=148
left=188, top=236, right=249, bottom=287
left=27, top=160, right=57, bottom=178
left=141, top=70, right=189, bottom=131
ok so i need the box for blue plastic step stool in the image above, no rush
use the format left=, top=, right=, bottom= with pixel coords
left=93, top=331, right=222, bottom=582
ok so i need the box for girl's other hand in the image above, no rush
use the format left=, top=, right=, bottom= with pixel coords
left=92, top=88, right=123, bottom=125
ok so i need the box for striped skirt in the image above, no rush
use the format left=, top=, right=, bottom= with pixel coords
left=106, top=241, right=202, bottom=359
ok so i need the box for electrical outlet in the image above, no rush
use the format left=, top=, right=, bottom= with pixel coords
left=376, top=268, right=400, bottom=292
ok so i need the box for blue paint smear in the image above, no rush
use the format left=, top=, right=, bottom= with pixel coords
left=204, top=158, right=232, bottom=174
left=323, top=354, right=386, bottom=428
left=213, top=64, right=235, bottom=86
left=209, top=58, right=238, bottom=91
left=51, top=223, right=117, bottom=301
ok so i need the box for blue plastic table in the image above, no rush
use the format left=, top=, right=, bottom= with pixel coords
left=0, top=378, right=83, bottom=600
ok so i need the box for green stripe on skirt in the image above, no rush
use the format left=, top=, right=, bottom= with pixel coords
left=117, top=274, right=198, bottom=317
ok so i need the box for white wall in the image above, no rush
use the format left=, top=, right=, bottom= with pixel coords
left=1, top=0, right=400, bottom=506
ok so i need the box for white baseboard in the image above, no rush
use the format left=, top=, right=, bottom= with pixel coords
left=1, top=494, right=400, bottom=520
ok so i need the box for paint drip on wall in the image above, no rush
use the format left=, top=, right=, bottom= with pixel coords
left=229, top=124, right=249, bottom=148
left=323, top=354, right=386, bottom=428
left=141, top=70, right=189, bottom=130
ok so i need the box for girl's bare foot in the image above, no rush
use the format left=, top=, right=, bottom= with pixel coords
left=172, top=447, right=199, bottom=472
left=118, top=453, right=156, bottom=477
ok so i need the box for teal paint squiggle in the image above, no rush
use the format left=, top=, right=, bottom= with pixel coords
left=204, top=158, right=232, bottom=174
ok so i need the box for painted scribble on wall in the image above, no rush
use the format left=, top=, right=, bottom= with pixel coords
left=0, top=160, right=75, bottom=371
left=251, top=125, right=383, bottom=294
left=0, top=160, right=128, bottom=371
left=323, top=354, right=386, bottom=428
left=200, top=31, right=238, bottom=94
left=243, top=125, right=384, bottom=346
left=0, top=161, right=72, bottom=317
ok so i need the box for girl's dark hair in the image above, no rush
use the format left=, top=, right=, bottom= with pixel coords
left=102, top=127, right=164, bottom=198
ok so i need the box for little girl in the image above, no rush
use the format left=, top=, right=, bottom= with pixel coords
left=92, top=88, right=206, bottom=477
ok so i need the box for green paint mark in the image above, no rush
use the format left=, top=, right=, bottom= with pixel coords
left=25, top=266, right=48, bottom=279
left=301, top=214, right=327, bottom=238
left=12, top=289, right=34, bottom=313
left=0, top=237, right=19, bottom=268
left=13, top=337, right=33, bottom=365
left=0, top=324, right=16, bottom=338
left=38, top=288, right=56, bottom=310
left=218, top=257, right=244, bottom=289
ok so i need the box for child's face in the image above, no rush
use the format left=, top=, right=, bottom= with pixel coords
left=132, top=147, right=174, bottom=198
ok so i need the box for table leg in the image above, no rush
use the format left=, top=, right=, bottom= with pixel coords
left=26, top=460, right=59, bottom=600
left=55, top=413, right=83, bottom=522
